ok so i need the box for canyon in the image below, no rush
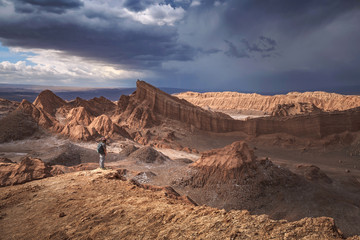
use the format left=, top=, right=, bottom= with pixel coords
left=1, top=80, right=360, bottom=239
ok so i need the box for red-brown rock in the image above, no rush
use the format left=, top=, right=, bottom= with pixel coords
left=0, top=157, right=63, bottom=187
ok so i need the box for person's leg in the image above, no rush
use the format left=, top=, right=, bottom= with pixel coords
left=99, top=154, right=105, bottom=169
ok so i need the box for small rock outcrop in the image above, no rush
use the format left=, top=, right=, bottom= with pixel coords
left=295, top=165, right=333, bottom=184
left=0, top=157, right=63, bottom=187
left=128, top=146, right=169, bottom=164
left=187, top=141, right=297, bottom=187
left=272, top=102, right=322, bottom=117
left=0, top=157, right=14, bottom=163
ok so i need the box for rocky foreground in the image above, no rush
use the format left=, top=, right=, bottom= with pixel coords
left=1, top=169, right=359, bottom=240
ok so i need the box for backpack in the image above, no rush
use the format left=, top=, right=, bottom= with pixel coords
left=97, top=142, right=105, bottom=154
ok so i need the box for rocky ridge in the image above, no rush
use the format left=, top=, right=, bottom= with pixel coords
left=175, top=91, right=360, bottom=113
left=1, top=168, right=358, bottom=239
left=4, top=81, right=360, bottom=144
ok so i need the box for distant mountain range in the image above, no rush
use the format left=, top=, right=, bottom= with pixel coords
left=0, top=84, right=191, bottom=102
left=1, top=83, right=359, bottom=102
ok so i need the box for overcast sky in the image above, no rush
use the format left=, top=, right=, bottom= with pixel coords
left=0, top=0, right=359, bottom=93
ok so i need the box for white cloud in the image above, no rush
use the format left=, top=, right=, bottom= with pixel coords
left=190, top=1, right=201, bottom=7
left=123, top=4, right=185, bottom=26
left=0, top=48, right=147, bottom=86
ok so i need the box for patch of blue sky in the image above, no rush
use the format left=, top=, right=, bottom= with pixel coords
left=0, top=42, right=36, bottom=66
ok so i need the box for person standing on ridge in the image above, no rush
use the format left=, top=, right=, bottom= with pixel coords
left=97, top=137, right=107, bottom=170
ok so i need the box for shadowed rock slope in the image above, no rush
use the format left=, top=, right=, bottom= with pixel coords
left=175, top=141, right=360, bottom=237
left=1, top=169, right=358, bottom=240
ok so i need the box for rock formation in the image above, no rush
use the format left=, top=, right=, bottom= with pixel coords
left=128, top=146, right=169, bottom=164
left=0, top=157, right=63, bottom=187
left=118, top=81, right=360, bottom=139
left=271, top=102, right=322, bottom=116
left=185, top=141, right=298, bottom=187
left=67, top=96, right=116, bottom=116
left=3, top=81, right=360, bottom=143
left=176, top=90, right=360, bottom=113
left=17, top=99, right=55, bottom=128
left=7, top=90, right=131, bottom=141
left=66, top=107, right=93, bottom=126
left=33, top=90, right=67, bottom=116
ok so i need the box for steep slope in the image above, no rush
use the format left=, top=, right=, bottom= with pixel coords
left=175, top=91, right=360, bottom=113
left=176, top=141, right=360, bottom=236
left=1, top=169, right=357, bottom=240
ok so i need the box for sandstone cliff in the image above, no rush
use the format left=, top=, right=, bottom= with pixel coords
left=119, top=81, right=360, bottom=139
left=175, top=91, right=360, bottom=113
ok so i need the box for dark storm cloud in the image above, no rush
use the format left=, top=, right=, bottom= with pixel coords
left=1, top=0, right=360, bottom=93
left=14, top=0, right=84, bottom=14
left=224, top=40, right=249, bottom=58
left=240, top=36, right=277, bottom=56
left=0, top=1, right=197, bottom=70
left=221, top=0, right=360, bottom=37
left=223, top=36, right=277, bottom=59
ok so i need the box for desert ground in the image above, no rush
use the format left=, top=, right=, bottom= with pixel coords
left=1, top=81, right=360, bottom=239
